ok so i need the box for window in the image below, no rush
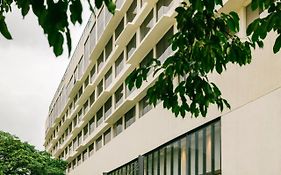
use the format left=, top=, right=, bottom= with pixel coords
left=156, top=0, right=173, bottom=21
left=78, top=132, right=82, bottom=146
left=84, top=76, right=89, bottom=88
left=97, top=80, right=103, bottom=97
left=115, top=84, right=124, bottom=108
left=90, top=64, right=96, bottom=83
left=105, top=37, right=113, bottom=60
left=73, top=137, right=78, bottom=150
left=127, top=34, right=136, bottom=59
left=82, top=149, right=88, bottom=161
left=97, top=52, right=104, bottom=72
left=108, top=119, right=221, bottom=175
left=156, top=27, right=173, bottom=63
left=127, top=0, right=137, bottom=23
left=96, top=136, right=103, bottom=151
left=89, top=117, right=95, bottom=134
left=84, top=100, right=89, bottom=113
left=105, top=68, right=113, bottom=89
left=77, top=154, right=81, bottom=166
left=73, top=116, right=77, bottom=127
left=90, top=90, right=95, bottom=106
left=89, top=143, right=94, bottom=156
left=104, top=97, right=112, bottom=119
left=115, top=52, right=124, bottom=77
left=96, top=107, right=104, bottom=127
left=114, top=117, right=123, bottom=137
left=77, top=109, right=83, bottom=123
left=115, top=18, right=124, bottom=40
left=140, top=50, right=153, bottom=76
left=139, top=95, right=152, bottom=117
left=90, top=23, right=96, bottom=50
left=97, top=7, right=105, bottom=40
left=140, top=10, right=154, bottom=40
left=125, top=106, right=136, bottom=129
left=104, top=128, right=111, bottom=145
left=83, top=124, right=88, bottom=140
left=72, top=159, right=76, bottom=169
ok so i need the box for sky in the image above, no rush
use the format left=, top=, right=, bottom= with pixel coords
left=0, top=6, right=90, bottom=150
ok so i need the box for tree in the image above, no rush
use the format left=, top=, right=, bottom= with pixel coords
left=1, top=0, right=281, bottom=117
left=0, top=131, right=67, bottom=175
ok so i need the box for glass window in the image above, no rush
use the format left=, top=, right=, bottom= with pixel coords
left=78, top=132, right=82, bottom=146
left=140, top=50, right=153, bottom=76
left=90, top=23, right=96, bottom=51
left=104, top=97, right=112, bottom=119
left=115, top=18, right=124, bottom=40
left=89, top=142, right=94, bottom=156
left=73, top=137, right=78, bottom=150
left=77, top=154, right=81, bottom=165
left=156, top=27, right=173, bottom=63
left=90, top=90, right=95, bottom=106
left=104, top=128, right=111, bottom=145
left=97, top=80, right=103, bottom=97
left=89, top=117, right=95, bottom=134
left=84, top=100, right=89, bottom=113
left=96, top=136, right=103, bottom=151
left=139, top=95, right=152, bottom=117
left=96, top=107, right=104, bottom=127
left=156, top=0, right=173, bottom=20
left=90, top=64, right=96, bottom=83
left=73, top=116, right=77, bottom=127
left=127, top=0, right=137, bottom=23
left=115, top=84, right=124, bottom=108
left=97, top=7, right=105, bottom=40
left=83, top=125, right=89, bottom=140
left=140, top=10, right=154, bottom=40
left=82, top=149, right=88, bottom=161
left=78, top=109, right=83, bottom=123
left=127, top=34, right=136, bottom=59
left=105, top=37, right=113, bottom=60
left=113, top=117, right=123, bottom=137
left=105, top=68, right=113, bottom=89
left=97, top=52, right=104, bottom=72
left=84, top=76, right=89, bottom=88
left=115, top=52, right=124, bottom=77
left=125, top=106, right=136, bottom=129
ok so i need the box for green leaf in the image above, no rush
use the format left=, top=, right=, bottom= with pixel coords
left=273, top=35, right=281, bottom=53
left=70, top=0, right=83, bottom=24
left=0, top=17, right=12, bottom=40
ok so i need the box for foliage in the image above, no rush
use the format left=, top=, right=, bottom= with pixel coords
left=0, top=0, right=115, bottom=56
left=127, top=0, right=281, bottom=117
left=1, top=0, right=281, bottom=117
left=0, top=131, right=67, bottom=175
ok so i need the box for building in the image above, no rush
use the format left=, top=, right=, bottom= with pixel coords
left=44, top=0, right=281, bottom=174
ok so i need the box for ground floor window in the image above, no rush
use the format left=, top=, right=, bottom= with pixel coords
left=107, top=119, right=221, bottom=175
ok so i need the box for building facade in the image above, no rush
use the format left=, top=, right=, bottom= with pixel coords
left=44, top=0, right=281, bottom=174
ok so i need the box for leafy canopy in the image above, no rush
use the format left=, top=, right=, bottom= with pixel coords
left=1, top=0, right=281, bottom=117
left=0, top=131, right=67, bottom=175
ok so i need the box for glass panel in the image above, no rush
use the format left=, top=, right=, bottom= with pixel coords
left=96, top=136, right=103, bottom=150
left=173, top=141, right=180, bottom=175
left=114, top=117, right=123, bottom=137
left=97, top=7, right=105, bottom=40
left=83, top=124, right=89, bottom=140
left=89, top=142, right=94, bottom=156
left=104, top=128, right=111, bottom=145
left=206, top=126, right=212, bottom=173
left=125, top=106, right=136, bottom=129
left=127, top=0, right=137, bottom=23
left=214, top=122, right=221, bottom=172
left=140, top=10, right=154, bottom=40
left=104, top=97, right=112, bottom=119
left=97, top=80, right=103, bottom=97
left=115, top=52, right=124, bottom=77
left=156, top=0, right=174, bottom=21
left=90, top=23, right=96, bottom=51
left=105, top=37, right=113, bottom=60
left=90, top=64, right=96, bottom=83
left=166, top=145, right=172, bottom=175
left=190, top=133, right=196, bottom=175
left=156, top=27, right=173, bottom=63
left=90, top=90, right=95, bottom=106
left=140, top=95, right=152, bottom=117
left=115, top=18, right=124, bottom=40
left=97, top=52, right=104, bottom=72
left=127, top=34, right=136, bottom=59
left=115, top=84, right=124, bottom=108
left=181, top=137, right=187, bottom=175
left=96, top=107, right=104, bottom=127
left=83, top=149, right=88, bottom=161
left=105, top=68, right=113, bottom=89
left=89, top=116, right=95, bottom=134
left=140, top=50, right=153, bottom=76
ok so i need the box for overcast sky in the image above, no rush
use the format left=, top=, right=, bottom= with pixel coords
left=0, top=7, right=90, bottom=150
